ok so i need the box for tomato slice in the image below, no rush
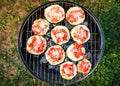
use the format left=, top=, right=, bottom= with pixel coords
left=67, top=10, right=85, bottom=23
left=47, top=6, right=63, bottom=23
left=32, top=19, right=48, bottom=35
left=73, top=26, right=88, bottom=42
left=79, top=60, right=91, bottom=73
left=52, top=29, right=68, bottom=43
left=28, top=36, right=45, bottom=53
left=32, top=24, right=43, bottom=35
left=47, top=47, right=64, bottom=62
left=62, top=64, right=74, bottom=76
left=72, top=43, right=85, bottom=58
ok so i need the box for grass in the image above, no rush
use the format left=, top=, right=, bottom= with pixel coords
left=0, top=0, right=120, bottom=86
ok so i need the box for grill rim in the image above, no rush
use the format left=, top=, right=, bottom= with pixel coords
left=18, top=0, right=105, bottom=85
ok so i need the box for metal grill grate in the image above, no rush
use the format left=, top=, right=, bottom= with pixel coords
left=18, top=1, right=104, bottom=85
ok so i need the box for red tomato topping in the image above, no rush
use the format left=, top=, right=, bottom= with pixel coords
left=28, top=36, right=45, bottom=53
left=47, top=6, right=63, bottom=22
left=73, top=43, right=85, bottom=58
left=79, top=60, right=90, bottom=73
left=51, top=18, right=58, bottom=23
left=32, top=19, right=48, bottom=35
left=73, top=26, right=88, bottom=42
left=62, top=64, right=74, bottom=76
left=47, top=47, right=64, bottom=62
left=52, top=29, right=68, bottom=43
left=52, top=6, right=60, bottom=13
left=67, top=10, right=85, bottom=23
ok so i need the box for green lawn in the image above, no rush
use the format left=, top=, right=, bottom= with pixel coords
left=0, top=0, right=120, bottom=86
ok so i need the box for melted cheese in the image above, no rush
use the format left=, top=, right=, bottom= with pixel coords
left=73, top=12, right=82, bottom=18
left=71, top=25, right=90, bottom=44
left=67, top=42, right=85, bottom=61
left=60, top=62, right=77, bottom=80
left=77, top=59, right=91, bottom=73
left=38, top=20, right=45, bottom=29
left=64, top=67, right=69, bottom=74
left=51, top=26, right=70, bottom=45
left=45, top=5, right=65, bottom=23
left=77, top=27, right=87, bottom=38
left=32, top=19, right=49, bottom=35
left=52, top=49, right=60, bottom=58
left=26, top=35, right=46, bottom=55
left=56, top=31, right=64, bottom=38
left=66, top=7, right=85, bottom=25
left=45, top=45, right=65, bottom=65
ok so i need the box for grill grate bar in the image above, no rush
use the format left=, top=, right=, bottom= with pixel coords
left=25, top=21, right=29, bottom=63
left=89, top=15, right=93, bottom=68
left=40, top=59, right=42, bottom=80
left=85, top=11, right=89, bottom=54
left=39, top=8, right=43, bottom=80
left=29, top=18, right=32, bottom=70
left=93, top=22, right=97, bottom=66
left=26, top=18, right=32, bottom=69
left=31, top=14, right=36, bottom=74
left=33, top=11, right=39, bottom=76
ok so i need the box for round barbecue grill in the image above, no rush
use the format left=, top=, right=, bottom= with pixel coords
left=18, top=1, right=104, bottom=85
